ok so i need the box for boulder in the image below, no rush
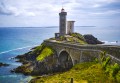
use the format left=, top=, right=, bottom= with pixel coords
left=84, top=34, right=104, bottom=44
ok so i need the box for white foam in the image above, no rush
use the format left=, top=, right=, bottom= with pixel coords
left=0, top=75, right=18, bottom=78
left=0, top=45, right=38, bottom=55
left=102, top=40, right=120, bottom=45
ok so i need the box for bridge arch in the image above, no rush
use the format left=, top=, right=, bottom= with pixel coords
left=58, top=49, right=74, bottom=70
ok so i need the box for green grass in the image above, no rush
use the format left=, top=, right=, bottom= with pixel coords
left=70, top=33, right=85, bottom=41
left=66, top=35, right=87, bottom=44
left=36, top=47, right=54, bottom=61
left=30, top=62, right=119, bottom=83
left=70, top=33, right=87, bottom=44
left=77, top=38, right=87, bottom=44
left=49, top=32, right=87, bottom=44
left=29, top=43, right=55, bottom=62
left=30, top=43, right=46, bottom=55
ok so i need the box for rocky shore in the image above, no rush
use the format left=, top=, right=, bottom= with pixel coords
left=0, top=62, right=9, bottom=67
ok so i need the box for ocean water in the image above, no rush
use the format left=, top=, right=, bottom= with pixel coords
left=0, top=26, right=120, bottom=83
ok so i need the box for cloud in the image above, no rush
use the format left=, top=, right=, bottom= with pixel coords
left=1, top=0, right=119, bottom=17
left=0, top=1, right=37, bottom=16
left=66, top=0, right=120, bottom=17
left=1, top=0, right=120, bottom=16
left=0, top=2, right=13, bottom=15
left=0, top=0, right=120, bottom=27
left=90, top=10, right=120, bottom=15
left=8, top=6, right=36, bottom=16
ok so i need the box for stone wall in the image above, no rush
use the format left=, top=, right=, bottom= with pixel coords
left=44, top=40, right=120, bottom=65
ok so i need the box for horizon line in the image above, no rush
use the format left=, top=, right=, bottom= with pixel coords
left=0, top=26, right=97, bottom=28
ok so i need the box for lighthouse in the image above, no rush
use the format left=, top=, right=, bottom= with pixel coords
left=59, top=8, right=67, bottom=36
left=55, top=8, right=75, bottom=39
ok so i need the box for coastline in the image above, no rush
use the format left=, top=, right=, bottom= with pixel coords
left=0, top=26, right=120, bottom=83
left=11, top=34, right=120, bottom=83
left=9, top=34, right=120, bottom=83
left=11, top=33, right=103, bottom=75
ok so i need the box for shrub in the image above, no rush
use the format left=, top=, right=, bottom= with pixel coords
left=100, top=51, right=106, bottom=63
left=102, top=57, right=111, bottom=69
left=94, top=58, right=99, bottom=63
left=116, top=71, right=120, bottom=82
left=99, top=51, right=120, bottom=81
left=110, top=63, right=120, bottom=78
left=100, top=51, right=111, bottom=69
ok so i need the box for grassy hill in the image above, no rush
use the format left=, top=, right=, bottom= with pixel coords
left=30, top=61, right=120, bottom=83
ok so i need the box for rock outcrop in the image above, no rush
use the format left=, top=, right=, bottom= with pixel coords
left=83, top=34, right=103, bottom=44
left=0, top=62, right=9, bottom=67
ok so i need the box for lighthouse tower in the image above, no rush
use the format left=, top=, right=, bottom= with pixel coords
left=55, top=8, right=75, bottom=39
left=59, top=8, right=67, bottom=36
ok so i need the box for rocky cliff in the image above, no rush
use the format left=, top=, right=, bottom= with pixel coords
left=12, top=43, right=72, bottom=75
left=12, top=33, right=103, bottom=75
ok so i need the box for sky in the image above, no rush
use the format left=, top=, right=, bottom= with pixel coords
left=0, top=0, right=120, bottom=27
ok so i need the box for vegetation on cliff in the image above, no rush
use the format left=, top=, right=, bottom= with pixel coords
left=100, top=52, right=120, bottom=82
left=52, top=33, right=103, bottom=44
left=13, top=43, right=56, bottom=75
left=29, top=52, right=120, bottom=83
left=54, top=33, right=87, bottom=44
left=30, top=62, right=120, bottom=83
left=70, top=33, right=86, bottom=41
left=36, top=46, right=54, bottom=61
left=29, top=43, right=55, bottom=62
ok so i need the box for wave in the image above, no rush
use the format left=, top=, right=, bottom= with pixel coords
left=102, top=41, right=120, bottom=46
left=0, top=45, right=38, bottom=55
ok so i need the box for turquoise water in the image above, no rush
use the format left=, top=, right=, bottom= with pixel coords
left=0, top=26, right=120, bottom=83
left=0, top=47, right=32, bottom=83
left=0, top=27, right=58, bottom=53
left=0, top=27, right=58, bottom=83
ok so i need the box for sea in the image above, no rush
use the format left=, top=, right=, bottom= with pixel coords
left=0, top=26, right=120, bottom=83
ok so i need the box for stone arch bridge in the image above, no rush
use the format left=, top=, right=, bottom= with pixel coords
left=44, top=40, right=120, bottom=66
